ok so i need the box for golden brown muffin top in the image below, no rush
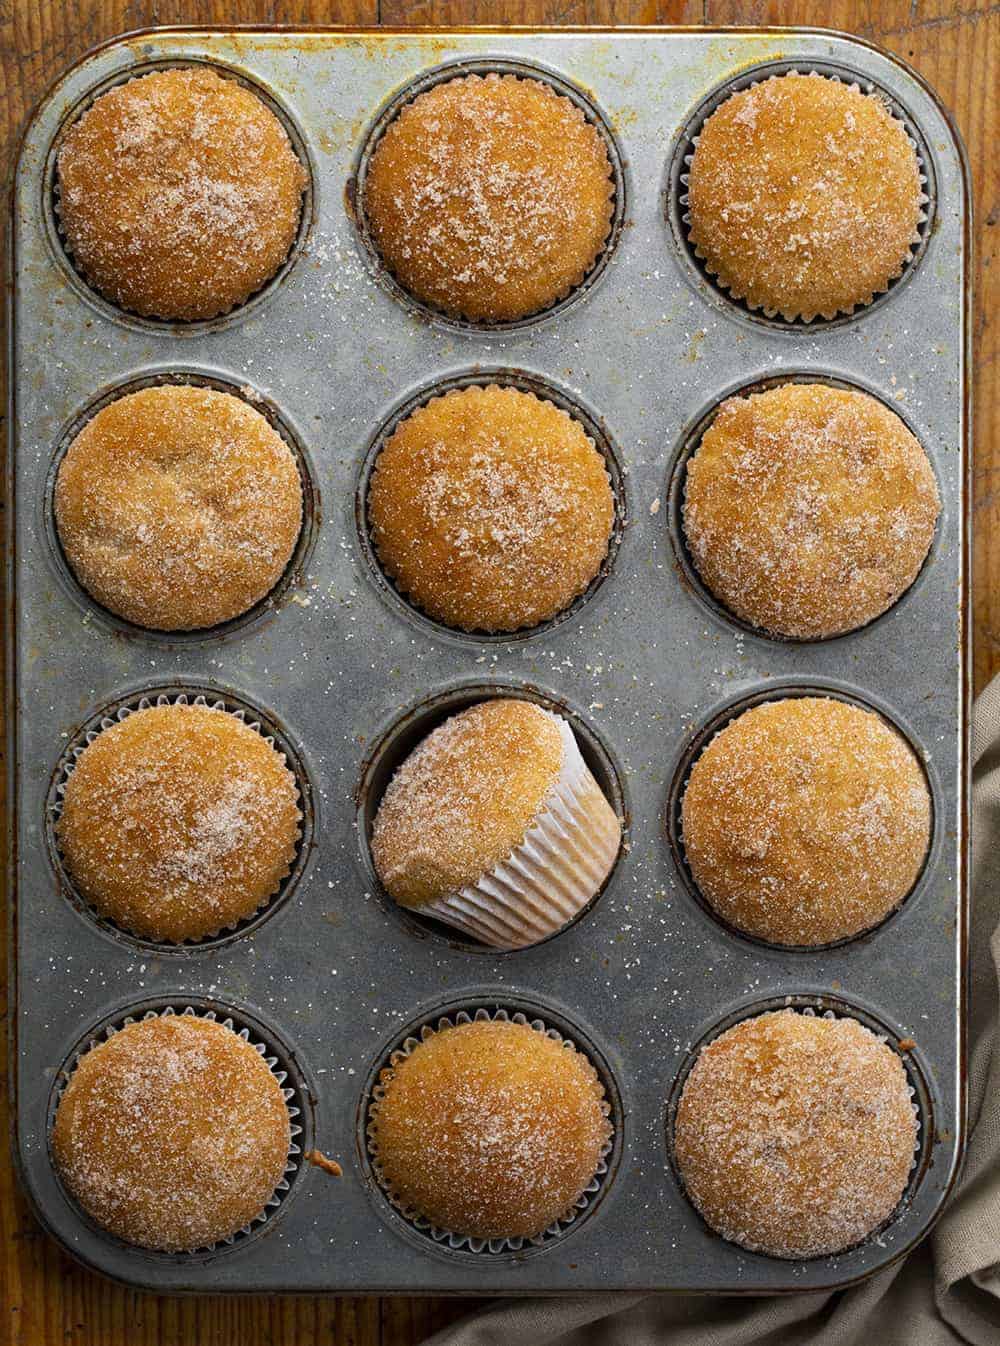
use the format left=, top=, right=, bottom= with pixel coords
left=681, top=697, right=931, bottom=945
left=369, top=385, right=614, bottom=633
left=52, top=1015, right=291, bottom=1251
left=363, top=73, right=613, bottom=322
left=372, top=699, right=564, bottom=908
left=682, top=383, right=939, bottom=639
left=370, top=1018, right=611, bottom=1240
left=687, top=73, right=922, bottom=320
left=57, top=66, right=307, bottom=320
left=54, top=384, right=303, bottom=632
left=674, top=1009, right=917, bottom=1258
left=57, top=702, right=300, bottom=943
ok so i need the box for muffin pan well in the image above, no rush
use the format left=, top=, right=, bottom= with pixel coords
left=8, top=28, right=968, bottom=1295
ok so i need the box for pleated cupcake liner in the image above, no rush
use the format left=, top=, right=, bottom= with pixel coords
left=49, top=690, right=304, bottom=946
left=358, top=67, right=620, bottom=329
left=50, top=1003, right=303, bottom=1255
left=678, top=67, right=932, bottom=324
left=366, top=1006, right=615, bottom=1255
left=412, top=711, right=622, bottom=948
left=50, top=62, right=310, bottom=325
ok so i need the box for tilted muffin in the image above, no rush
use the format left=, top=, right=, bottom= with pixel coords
left=681, top=697, right=931, bottom=946
left=369, top=384, right=614, bottom=633
left=674, top=1009, right=917, bottom=1258
left=52, top=1014, right=291, bottom=1251
left=369, top=1017, right=611, bottom=1242
left=687, top=72, right=923, bottom=320
left=55, top=384, right=303, bottom=631
left=363, top=72, right=614, bottom=322
left=371, top=699, right=620, bottom=949
left=56, top=702, right=301, bottom=942
left=682, top=383, right=939, bottom=638
left=57, top=66, right=307, bottom=319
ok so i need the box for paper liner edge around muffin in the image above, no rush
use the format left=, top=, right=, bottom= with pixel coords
left=399, top=711, right=621, bottom=949
left=679, top=69, right=930, bottom=324
left=672, top=1003, right=922, bottom=1261
left=361, top=70, right=617, bottom=327
left=365, top=1006, right=614, bottom=1254
left=50, top=1004, right=302, bottom=1254
left=51, top=691, right=304, bottom=946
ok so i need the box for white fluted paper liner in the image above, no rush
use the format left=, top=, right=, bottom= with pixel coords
left=412, top=714, right=621, bottom=949
left=51, top=1004, right=302, bottom=1254
left=679, top=68, right=931, bottom=323
left=366, top=1006, right=614, bottom=1254
left=49, top=691, right=304, bottom=944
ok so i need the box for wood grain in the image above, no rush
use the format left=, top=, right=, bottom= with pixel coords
left=1, top=3, right=995, bottom=1344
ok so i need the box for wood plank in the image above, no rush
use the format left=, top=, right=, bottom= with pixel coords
left=1, top=3, right=995, bottom=1343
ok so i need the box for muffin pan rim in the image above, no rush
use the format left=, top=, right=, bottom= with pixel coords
left=44, top=682, right=318, bottom=955
left=347, top=53, right=628, bottom=335
left=663, top=57, right=938, bottom=332
left=354, top=676, right=631, bottom=956
left=42, top=366, right=322, bottom=647
left=663, top=990, right=936, bottom=1264
left=664, top=675, right=942, bottom=953
left=355, top=366, right=629, bottom=646
left=43, top=52, right=318, bottom=334
left=45, top=996, right=314, bottom=1262
left=8, top=27, right=969, bottom=1297
left=355, top=992, right=625, bottom=1263
left=664, top=367, right=945, bottom=645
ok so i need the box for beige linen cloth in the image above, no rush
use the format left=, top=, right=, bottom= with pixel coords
left=425, top=676, right=1000, bottom=1346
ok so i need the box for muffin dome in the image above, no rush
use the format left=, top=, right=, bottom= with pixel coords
left=363, top=72, right=613, bottom=322
left=57, top=66, right=307, bottom=320
left=686, top=72, right=923, bottom=320
left=57, top=702, right=301, bottom=942
left=369, top=1017, right=611, bottom=1241
left=52, top=1014, right=291, bottom=1251
left=372, top=699, right=620, bottom=948
left=681, top=697, right=931, bottom=945
left=682, top=383, right=939, bottom=639
left=369, top=384, right=614, bottom=633
left=674, top=1009, right=917, bottom=1258
left=54, top=384, right=303, bottom=632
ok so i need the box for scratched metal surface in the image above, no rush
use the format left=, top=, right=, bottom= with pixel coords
left=7, top=28, right=969, bottom=1295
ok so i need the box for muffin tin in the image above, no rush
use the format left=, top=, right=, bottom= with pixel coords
left=7, top=27, right=969, bottom=1294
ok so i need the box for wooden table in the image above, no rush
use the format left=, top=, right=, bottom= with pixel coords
left=1, top=3, right=995, bottom=1343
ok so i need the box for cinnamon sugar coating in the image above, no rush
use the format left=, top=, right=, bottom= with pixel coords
left=57, top=703, right=301, bottom=942
left=363, top=73, right=614, bottom=322
left=57, top=66, right=307, bottom=320
left=681, top=697, right=931, bottom=946
left=674, top=1009, right=917, bottom=1258
left=682, top=383, right=939, bottom=639
left=687, top=73, right=923, bottom=320
left=372, top=699, right=564, bottom=908
left=52, top=1015, right=291, bottom=1251
left=55, top=385, right=303, bottom=632
left=369, top=1019, right=611, bottom=1241
left=369, top=385, right=614, bottom=633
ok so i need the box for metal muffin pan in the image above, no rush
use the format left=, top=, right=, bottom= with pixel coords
left=7, top=27, right=969, bottom=1295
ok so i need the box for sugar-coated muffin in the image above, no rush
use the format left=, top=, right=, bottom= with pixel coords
left=372, top=698, right=620, bottom=949
left=687, top=72, right=923, bottom=320
left=55, top=384, right=303, bottom=631
left=57, top=66, right=307, bottom=319
left=369, top=384, right=614, bottom=633
left=52, top=1014, right=291, bottom=1250
left=681, top=697, right=931, bottom=945
left=369, top=1017, right=611, bottom=1241
left=57, top=702, right=301, bottom=943
left=682, top=383, right=939, bottom=638
left=363, top=73, right=613, bottom=322
left=674, top=1009, right=917, bottom=1258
